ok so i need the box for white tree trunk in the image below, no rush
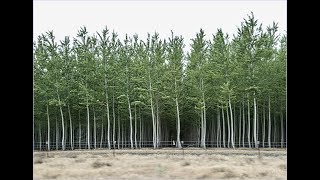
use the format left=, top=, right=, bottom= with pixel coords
left=262, top=101, right=266, bottom=148
left=93, top=108, right=97, bottom=149
left=57, top=92, right=65, bottom=150
left=79, top=121, right=81, bottom=149
left=175, top=97, right=182, bottom=148
left=105, top=79, right=111, bottom=150
left=253, top=96, right=258, bottom=148
left=242, top=100, right=245, bottom=148
left=46, top=103, right=50, bottom=151
left=86, top=100, right=90, bottom=150
left=149, top=74, right=156, bottom=149
left=139, top=107, right=142, bottom=148
left=68, top=104, right=73, bottom=150
left=174, top=77, right=182, bottom=148
left=100, top=121, right=103, bottom=148
left=56, top=116, right=58, bottom=150
left=156, top=99, right=160, bottom=148
left=134, top=104, right=137, bottom=148
left=216, top=108, right=221, bottom=148
left=117, top=108, right=120, bottom=149
left=247, top=97, right=251, bottom=148
left=238, top=104, right=241, bottom=148
left=112, top=87, right=116, bottom=149
left=127, top=94, right=134, bottom=149
left=268, top=95, right=271, bottom=148
left=226, top=104, right=230, bottom=148
left=222, top=107, right=226, bottom=148
left=201, top=79, right=206, bottom=148
left=39, top=125, right=42, bottom=151
left=228, top=96, right=235, bottom=149
left=280, top=105, right=284, bottom=148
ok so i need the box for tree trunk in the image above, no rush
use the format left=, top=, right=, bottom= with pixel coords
left=247, top=97, right=251, bottom=148
left=149, top=73, right=156, bottom=149
left=79, top=121, right=81, bottom=149
left=238, top=104, right=241, bottom=148
left=118, top=108, right=121, bottom=149
left=78, top=112, right=81, bottom=149
left=262, top=101, right=266, bottom=148
left=46, top=103, right=50, bottom=151
left=228, top=96, right=235, bottom=149
left=175, top=77, right=182, bottom=149
left=280, top=101, right=284, bottom=148
left=134, top=104, right=138, bottom=148
left=156, top=98, right=160, bottom=148
left=242, top=100, right=245, bottom=148
left=56, top=116, right=59, bottom=150
left=39, top=125, right=42, bottom=151
left=216, top=107, right=221, bottom=148
left=253, top=95, right=258, bottom=148
left=100, top=120, right=103, bottom=148
left=200, top=109, right=203, bottom=147
left=57, top=92, right=65, bottom=151
left=112, top=86, right=116, bottom=148
left=127, top=94, right=134, bottom=149
left=222, top=107, right=226, bottom=148
left=93, top=108, right=97, bottom=149
left=105, top=79, right=111, bottom=150
left=68, top=104, right=73, bottom=150
left=175, top=97, right=182, bottom=148
left=139, top=107, right=142, bottom=148
left=226, top=104, right=230, bottom=148
left=268, top=95, right=271, bottom=148
left=201, top=79, right=206, bottom=149
left=86, top=99, right=90, bottom=150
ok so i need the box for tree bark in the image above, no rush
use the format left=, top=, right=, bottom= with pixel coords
left=39, top=125, right=42, bottom=151
left=175, top=77, right=182, bottom=148
left=216, top=107, right=221, bottom=148
left=68, top=104, right=73, bottom=150
left=247, top=96, right=251, bottom=148
left=226, top=104, right=230, bottom=148
left=86, top=99, right=90, bottom=150
left=56, top=116, right=59, bottom=150
left=46, top=103, right=50, bottom=151
left=105, top=79, right=111, bottom=150
left=93, top=108, right=96, bottom=149
left=228, top=96, right=235, bottom=149
left=112, top=86, right=116, bottom=149
left=242, top=100, right=245, bottom=147
left=268, top=95, right=271, bottom=148
left=262, top=101, right=266, bottom=148
left=117, top=108, right=120, bottom=149
left=175, top=97, right=182, bottom=148
left=222, top=107, right=226, bottom=148
left=57, top=91, right=65, bottom=150
left=149, top=73, right=156, bottom=149
left=253, top=95, right=258, bottom=148
left=238, top=104, right=241, bottom=148
left=134, top=104, right=138, bottom=148
left=100, top=120, right=103, bottom=148
left=127, top=94, right=134, bottom=149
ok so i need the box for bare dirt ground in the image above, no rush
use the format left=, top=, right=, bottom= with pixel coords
left=33, top=148, right=286, bottom=180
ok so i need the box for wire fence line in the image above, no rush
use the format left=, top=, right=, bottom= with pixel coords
left=33, top=141, right=287, bottom=151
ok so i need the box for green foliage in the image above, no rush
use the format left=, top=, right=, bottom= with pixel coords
left=34, top=12, right=286, bottom=145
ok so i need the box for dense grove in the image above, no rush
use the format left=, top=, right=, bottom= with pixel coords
left=34, top=13, right=286, bottom=150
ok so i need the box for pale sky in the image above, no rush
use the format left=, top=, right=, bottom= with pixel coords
left=33, top=0, right=287, bottom=52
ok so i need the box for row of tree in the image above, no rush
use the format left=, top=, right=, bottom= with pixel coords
left=34, top=13, right=286, bottom=150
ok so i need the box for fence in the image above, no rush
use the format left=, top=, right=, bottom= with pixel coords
left=33, top=141, right=287, bottom=151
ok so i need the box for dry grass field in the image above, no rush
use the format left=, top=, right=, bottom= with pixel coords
left=33, top=148, right=286, bottom=180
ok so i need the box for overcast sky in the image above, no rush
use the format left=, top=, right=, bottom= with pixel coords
left=33, top=0, right=287, bottom=52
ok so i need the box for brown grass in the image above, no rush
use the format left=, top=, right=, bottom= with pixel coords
left=34, top=148, right=286, bottom=180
